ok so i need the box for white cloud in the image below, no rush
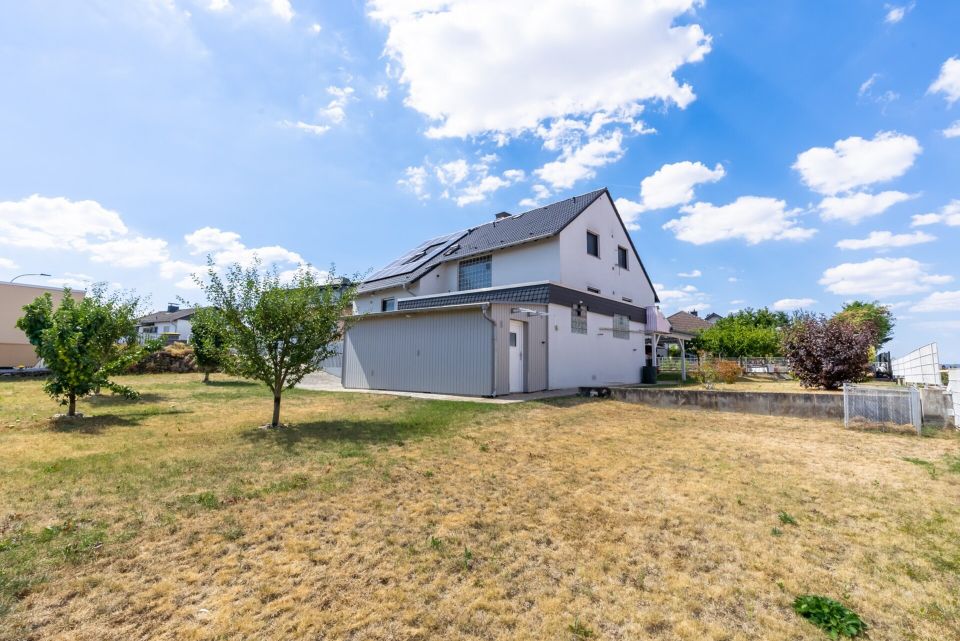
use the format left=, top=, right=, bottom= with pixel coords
left=375, top=85, right=390, bottom=100
left=663, top=196, right=816, bottom=245
left=914, top=290, right=960, bottom=312
left=617, top=161, right=725, bottom=222
left=793, top=131, right=921, bottom=195
left=911, top=200, right=960, bottom=227
left=613, top=197, right=645, bottom=231
left=944, top=121, right=960, bottom=138
left=279, top=120, right=330, bottom=136
left=0, top=194, right=127, bottom=250
left=520, top=184, right=553, bottom=209
left=677, top=269, right=701, bottom=278
left=207, top=0, right=232, bottom=11
left=730, top=299, right=745, bottom=305
left=534, top=130, right=625, bottom=190
left=310, top=22, right=322, bottom=34
left=86, top=237, right=170, bottom=268
left=654, top=282, right=710, bottom=313
left=185, top=227, right=243, bottom=254
left=46, top=272, right=95, bottom=290
left=398, top=166, right=430, bottom=200
left=773, top=298, right=816, bottom=311
left=858, top=74, right=879, bottom=97
left=727, top=277, right=739, bottom=283
left=884, top=3, right=913, bottom=24
left=929, top=57, right=960, bottom=104
left=320, top=86, right=355, bottom=124
left=857, top=73, right=899, bottom=107
left=836, top=230, right=936, bottom=250
left=818, top=190, right=914, bottom=223
left=819, top=257, right=952, bottom=298
left=0, top=257, right=18, bottom=270
left=267, top=0, right=293, bottom=22
left=368, top=0, right=710, bottom=139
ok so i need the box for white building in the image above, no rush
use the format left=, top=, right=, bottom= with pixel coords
left=137, top=305, right=195, bottom=344
left=343, top=189, right=663, bottom=396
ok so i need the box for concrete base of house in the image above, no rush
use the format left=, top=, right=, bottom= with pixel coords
left=611, top=386, right=845, bottom=420
left=299, top=371, right=576, bottom=404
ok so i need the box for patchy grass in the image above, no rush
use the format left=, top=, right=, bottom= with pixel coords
left=1, top=373, right=959, bottom=640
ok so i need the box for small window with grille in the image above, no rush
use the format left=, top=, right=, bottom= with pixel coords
left=457, top=255, right=492, bottom=290
left=613, top=313, right=630, bottom=339
left=571, top=304, right=587, bottom=334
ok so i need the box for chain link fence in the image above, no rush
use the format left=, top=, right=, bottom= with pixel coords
left=843, top=383, right=921, bottom=434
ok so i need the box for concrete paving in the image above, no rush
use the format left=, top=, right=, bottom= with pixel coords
left=297, top=371, right=577, bottom=404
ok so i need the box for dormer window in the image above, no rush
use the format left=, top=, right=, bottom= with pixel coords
left=586, top=231, right=599, bottom=257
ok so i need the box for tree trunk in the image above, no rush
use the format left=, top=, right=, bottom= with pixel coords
left=271, top=394, right=282, bottom=427
left=68, top=392, right=76, bottom=417
left=203, top=369, right=210, bottom=383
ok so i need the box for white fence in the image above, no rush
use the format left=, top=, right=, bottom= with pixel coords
left=658, top=356, right=791, bottom=375
left=843, top=383, right=922, bottom=434
left=892, top=343, right=941, bottom=386
left=949, top=369, right=960, bottom=429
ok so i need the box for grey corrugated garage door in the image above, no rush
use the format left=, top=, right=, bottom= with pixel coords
left=343, top=306, right=493, bottom=396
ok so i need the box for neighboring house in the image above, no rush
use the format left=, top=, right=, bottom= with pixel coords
left=0, top=281, right=85, bottom=368
left=705, top=312, right=723, bottom=324
left=665, top=311, right=714, bottom=348
left=343, top=188, right=661, bottom=396
left=137, top=305, right=195, bottom=344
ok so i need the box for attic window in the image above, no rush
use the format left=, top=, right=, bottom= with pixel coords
left=457, top=255, right=491, bottom=291
left=586, top=231, right=599, bottom=257
left=443, top=244, right=461, bottom=256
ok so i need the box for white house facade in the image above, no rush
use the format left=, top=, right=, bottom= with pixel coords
left=343, top=189, right=662, bottom=396
left=136, top=305, right=195, bottom=344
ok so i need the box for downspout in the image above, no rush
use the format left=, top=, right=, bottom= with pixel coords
left=482, top=302, right=497, bottom=397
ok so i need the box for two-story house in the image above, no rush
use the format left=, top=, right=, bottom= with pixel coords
left=342, top=188, right=664, bottom=396
left=137, top=304, right=195, bottom=345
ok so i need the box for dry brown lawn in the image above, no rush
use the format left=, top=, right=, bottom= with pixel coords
left=1, top=373, right=959, bottom=640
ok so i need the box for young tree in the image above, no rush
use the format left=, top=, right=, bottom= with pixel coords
left=199, top=261, right=355, bottom=427
left=190, top=306, right=230, bottom=383
left=834, top=300, right=894, bottom=348
left=691, top=307, right=789, bottom=357
left=780, top=313, right=876, bottom=390
left=16, top=286, right=147, bottom=416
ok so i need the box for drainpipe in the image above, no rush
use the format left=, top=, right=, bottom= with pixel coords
left=482, top=302, right=497, bottom=397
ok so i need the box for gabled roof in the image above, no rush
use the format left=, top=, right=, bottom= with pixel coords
left=666, top=311, right=714, bottom=336
left=360, top=188, right=659, bottom=301
left=138, top=308, right=195, bottom=324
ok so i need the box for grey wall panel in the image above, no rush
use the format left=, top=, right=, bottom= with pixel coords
left=489, top=303, right=548, bottom=394
left=343, top=308, right=494, bottom=396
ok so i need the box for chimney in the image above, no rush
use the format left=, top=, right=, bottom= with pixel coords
left=494, top=211, right=511, bottom=220
left=167, top=303, right=179, bottom=313
left=690, top=310, right=698, bottom=317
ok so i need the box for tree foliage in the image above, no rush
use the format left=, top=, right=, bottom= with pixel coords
left=780, top=313, right=876, bottom=390
left=198, top=261, right=356, bottom=427
left=833, top=300, right=894, bottom=348
left=690, top=308, right=789, bottom=357
left=16, top=285, right=148, bottom=416
left=190, top=306, right=231, bottom=383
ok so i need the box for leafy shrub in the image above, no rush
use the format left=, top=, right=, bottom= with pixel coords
left=568, top=617, right=595, bottom=639
left=781, top=313, right=876, bottom=390
left=793, top=594, right=866, bottom=638
left=715, top=361, right=743, bottom=384
left=695, top=355, right=718, bottom=387
left=778, top=511, right=798, bottom=526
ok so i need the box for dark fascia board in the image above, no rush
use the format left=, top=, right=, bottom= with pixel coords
left=346, top=302, right=491, bottom=320
left=394, top=282, right=647, bottom=323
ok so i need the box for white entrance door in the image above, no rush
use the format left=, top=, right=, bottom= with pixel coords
left=509, top=320, right=524, bottom=393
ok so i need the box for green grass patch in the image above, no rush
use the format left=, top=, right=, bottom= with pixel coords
left=793, top=594, right=866, bottom=638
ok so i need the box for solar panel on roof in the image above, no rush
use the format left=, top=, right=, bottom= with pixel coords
left=365, top=229, right=465, bottom=281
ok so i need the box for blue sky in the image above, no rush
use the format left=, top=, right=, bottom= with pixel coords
left=1, top=0, right=958, bottom=360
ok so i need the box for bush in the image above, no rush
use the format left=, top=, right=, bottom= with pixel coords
left=129, top=343, right=198, bottom=374
left=715, top=361, right=743, bottom=384
left=793, top=594, right=866, bottom=638
left=781, top=313, right=875, bottom=390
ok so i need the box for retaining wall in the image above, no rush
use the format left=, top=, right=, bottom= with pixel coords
left=611, top=386, right=843, bottom=420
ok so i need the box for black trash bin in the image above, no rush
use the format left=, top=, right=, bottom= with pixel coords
left=641, top=365, right=657, bottom=385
